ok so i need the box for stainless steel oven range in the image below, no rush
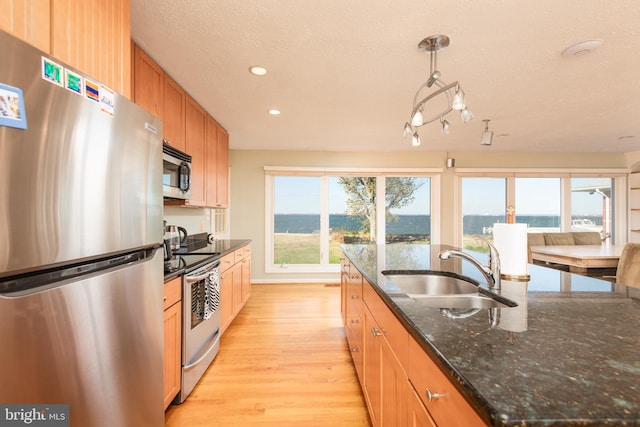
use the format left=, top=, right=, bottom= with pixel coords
left=177, top=257, right=221, bottom=403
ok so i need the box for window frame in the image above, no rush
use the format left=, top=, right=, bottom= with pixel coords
left=264, top=167, right=442, bottom=273
left=453, top=168, right=629, bottom=247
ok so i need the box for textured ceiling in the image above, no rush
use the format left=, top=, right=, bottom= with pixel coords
left=131, top=0, right=640, bottom=153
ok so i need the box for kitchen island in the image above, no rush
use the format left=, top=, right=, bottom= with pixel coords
left=342, top=243, right=640, bottom=426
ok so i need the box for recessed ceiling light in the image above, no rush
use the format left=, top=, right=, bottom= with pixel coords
left=561, top=39, right=603, bottom=57
left=268, top=109, right=281, bottom=115
left=249, top=66, right=268, bottom=76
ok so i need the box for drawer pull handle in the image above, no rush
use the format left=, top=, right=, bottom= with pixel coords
left=370, top=327, right=382, bottom=337
left=425, top=388, right=443, bottom=402
left=350, top=319, right=359, bottom=324
left=351, top=348, right=358, bottom=353
left=351, top=295, right=359, bottom=299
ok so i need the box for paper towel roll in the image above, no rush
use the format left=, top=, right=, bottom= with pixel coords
left=493, top=223, right=528, bottom=278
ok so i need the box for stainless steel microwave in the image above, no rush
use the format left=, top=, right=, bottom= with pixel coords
left=162, top=141, right=192, bottom=200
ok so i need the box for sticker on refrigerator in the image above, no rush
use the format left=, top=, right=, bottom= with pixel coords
left=85, top=78, right=100, bottom=103
left=100, top=85, right=114, bottom=116
left=41, top=56, right=63, bottom=87
left=0, top=83, right=27, bottom=129
left=65, top=69, right=83, bottom=96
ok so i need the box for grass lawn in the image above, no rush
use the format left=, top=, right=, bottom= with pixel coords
left=274, top=233, right=344, bottom=264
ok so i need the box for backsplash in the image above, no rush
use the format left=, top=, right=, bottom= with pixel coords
left=163, top=205, right=229, bottom=239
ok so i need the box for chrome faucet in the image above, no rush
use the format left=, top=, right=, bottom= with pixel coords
left=438, top=240, right=501, bottom=291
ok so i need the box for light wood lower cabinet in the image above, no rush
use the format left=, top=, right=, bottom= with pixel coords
left=220, top=244, right=251, bottom=334
left=163, top=276, right=182, bottom=409
left=407, top=335, right=485, bottom=427
left=342, top=255, right=487, bottom=427
left=362, top=279, right=409, bottom=427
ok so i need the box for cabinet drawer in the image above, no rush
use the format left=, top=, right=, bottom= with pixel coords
left=164, top=276, right=182, bottom=310
left=220, top=253, right=235, bottom=272
left=234, top=248, right=244, bottom=264
left=408, top=336, right=486, bottom=427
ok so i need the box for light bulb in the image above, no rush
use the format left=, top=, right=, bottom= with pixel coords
left=460, top=107, right=473, bottom=123
left=411, top=132, right=421, bottom=147
left=411, top=109, right=424, bottom=127
left=452, top=86, right=466, bottom=111
left=403, top=122, right=413, bottom=138
left=441, top=119, right=450, bottom=135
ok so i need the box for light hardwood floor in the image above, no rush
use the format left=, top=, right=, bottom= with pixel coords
left=165, top=283, right=372, bottom=427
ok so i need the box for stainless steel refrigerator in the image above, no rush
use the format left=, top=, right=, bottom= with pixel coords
left=0, top=30, right=164, bottom=426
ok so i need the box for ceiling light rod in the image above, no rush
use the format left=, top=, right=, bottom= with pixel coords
left=403, top=34, right=473, bottom=146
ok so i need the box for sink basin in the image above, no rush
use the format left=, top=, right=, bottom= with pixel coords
left=409, top=294, right=512, bottom=309
left=382, top=270, right=518, bottom=310
left=382, top=271, right=478, bottom=297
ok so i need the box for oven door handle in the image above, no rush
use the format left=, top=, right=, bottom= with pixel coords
left=185, top=272, right=212, bottom=284
left=184, top=330, right=220, bottom=372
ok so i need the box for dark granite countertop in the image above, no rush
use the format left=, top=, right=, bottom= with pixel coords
left=341, top=243, right=640, bottom=426
left=163, top=239, right=251, bottom=281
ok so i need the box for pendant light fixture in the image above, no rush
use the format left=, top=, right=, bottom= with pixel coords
left=403, top=35, right=473, bottom=146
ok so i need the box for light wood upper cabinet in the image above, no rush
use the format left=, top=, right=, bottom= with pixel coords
left=131, top=42, right=229, bottom=209
left=163, top=74, right=186, bottom=152
left=184, top=95, right=207, bottom=207
left=133, top=44, right=163, bottom=119
left=215, top=126, right=230, bottom=208
left=51, top=0, right=131, bottom=98
left=2, top=0, right=130, bottom=97
left=0, top=0, right=50, bottom=52
left=205, top=117, right=229, bottom=209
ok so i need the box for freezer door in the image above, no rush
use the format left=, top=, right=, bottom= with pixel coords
left=0, top=30, right=163, bottom=276
left=0, top=250, right=164, bottom=427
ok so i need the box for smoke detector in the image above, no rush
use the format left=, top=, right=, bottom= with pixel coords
left=561, top=39, right=603, bottom=57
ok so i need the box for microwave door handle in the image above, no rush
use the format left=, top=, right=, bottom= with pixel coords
left=179, top=162, right=190, bottom=192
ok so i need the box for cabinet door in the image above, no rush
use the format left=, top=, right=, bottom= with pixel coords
left=163, top=74, right=186, bottom=151
left=0, top=0, right=50, bottom=52
left=241, top=256, right=251, bottom=304
left=205, top=115, right=219, bottom=207
left=51, top=0, right=131, bottom=97
left=163, top=301, right=181, bottom=409
left=231, top=261, right=243, bottom=315
left=362, top=305, right=382, bottom=426
left=220, top=267, right=234, bottom=334
left=380, top=337, right=409, bottom=427
left=215, top=126, right=229, bottom=208
left=133, top=44, right=163, bottom=119
left=185, top=95, right=207, bottom=206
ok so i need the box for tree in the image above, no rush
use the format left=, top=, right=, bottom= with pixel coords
left=338, top=177, right=425, bottom=241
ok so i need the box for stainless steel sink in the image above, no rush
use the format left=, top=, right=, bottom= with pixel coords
left=382, top=271, right=478, bottom=297
left=382, top=270, right=517, bottom=310
left=409, top=294, right=512, bottom=309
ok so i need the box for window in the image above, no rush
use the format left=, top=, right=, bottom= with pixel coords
left=458, top=172, right=624, bottom=250
left=571, top=177, right=613, bottom=243
left=515, top=177, right=561, bottom=232
left=461, top=177, right=506, bottom=251
left=265, top=168, right=438, bottom=273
